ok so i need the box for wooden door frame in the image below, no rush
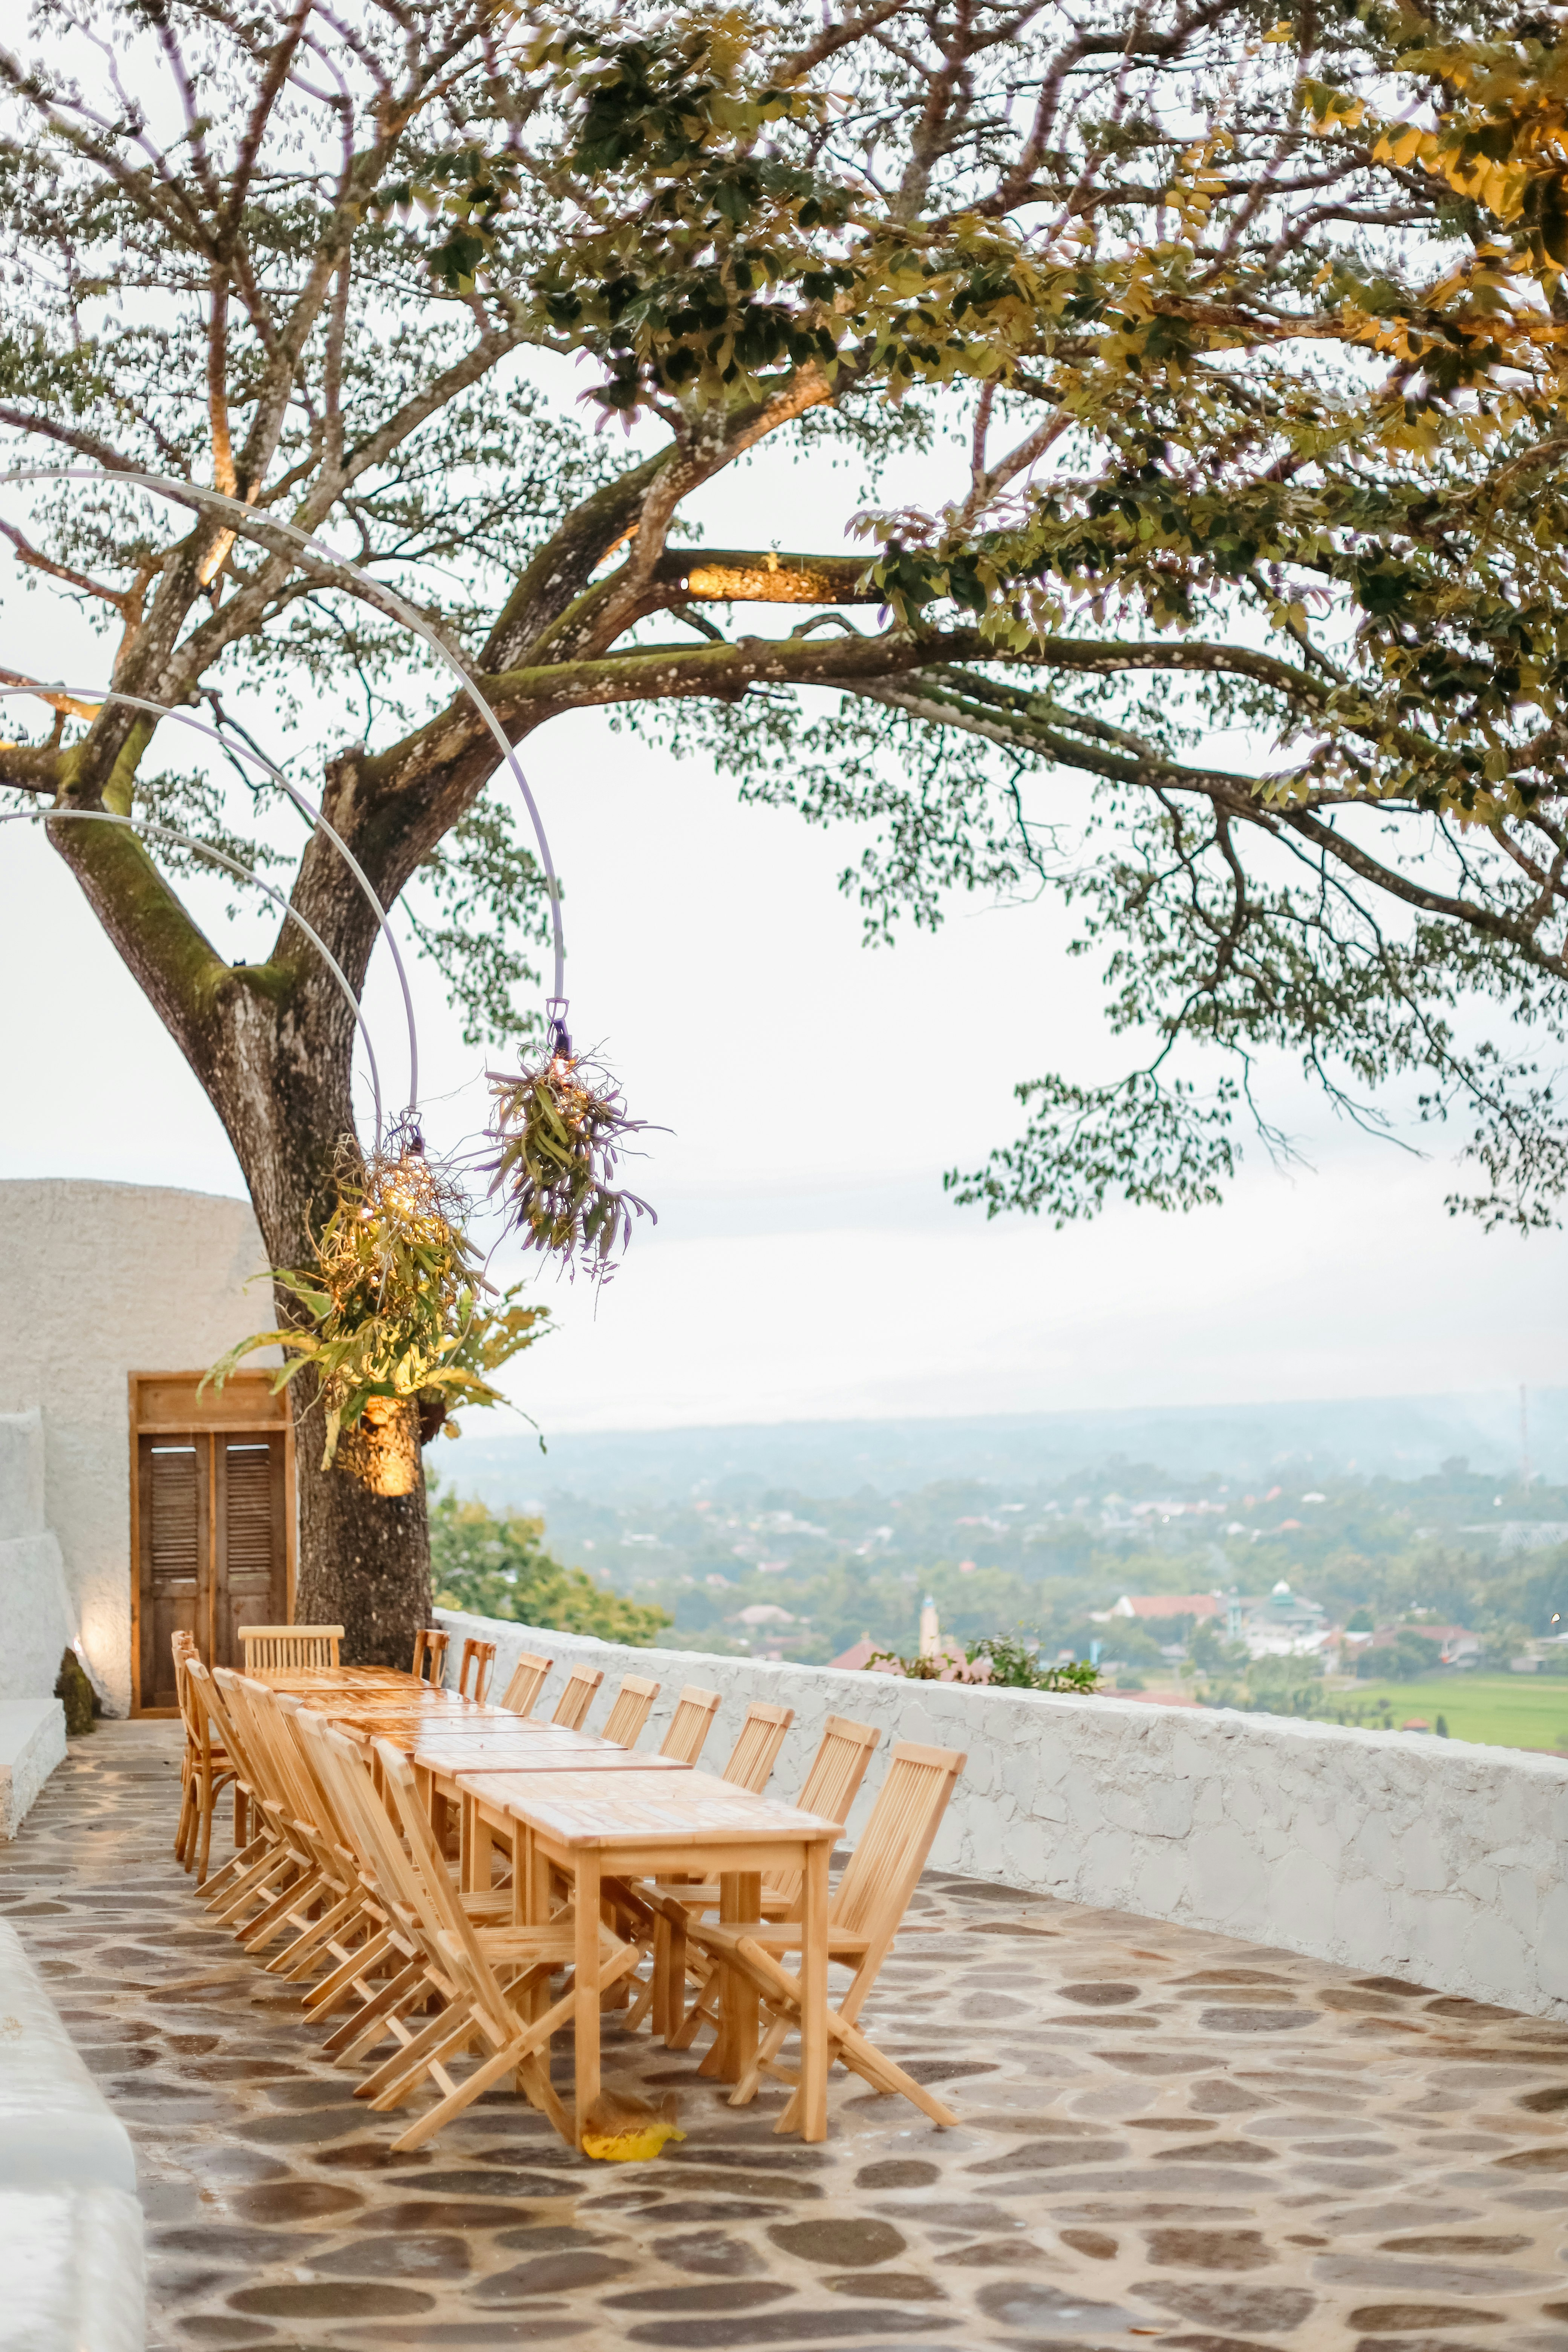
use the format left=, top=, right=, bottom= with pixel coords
left=128, top=1370, right=296, bottom=1717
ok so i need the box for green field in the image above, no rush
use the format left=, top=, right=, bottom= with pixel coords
left=1318, top=1674, right=1568, bottom=1755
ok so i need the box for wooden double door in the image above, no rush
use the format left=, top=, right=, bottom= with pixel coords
left=131, top=1372, right=295, bottom=1713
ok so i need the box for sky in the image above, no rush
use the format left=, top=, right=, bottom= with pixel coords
left=2, top=393, right=1564, bottom=1437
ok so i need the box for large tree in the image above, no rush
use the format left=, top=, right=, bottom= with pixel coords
left=3, top=0, right=1567, bottom=1660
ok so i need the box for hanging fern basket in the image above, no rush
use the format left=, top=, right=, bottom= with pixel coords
left=206, top=1119, right=548, bottom=1492
left=482, top=1029, right=655, bottom=1279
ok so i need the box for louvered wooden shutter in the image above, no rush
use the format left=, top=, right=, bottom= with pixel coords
left=139, top=1440, right=204, bottom=1709
left=214, top=1436, right=287, bottom=1665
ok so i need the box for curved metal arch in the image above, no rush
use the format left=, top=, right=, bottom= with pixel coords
left=0, top=676, right=420, bottom=1112
left=0, top=463, right=569, bottom=1018
left=0, top=804, right=383, bottom=1136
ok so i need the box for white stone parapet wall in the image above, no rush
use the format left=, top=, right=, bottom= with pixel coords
left=437, top=1608, right=1568, bottom=2021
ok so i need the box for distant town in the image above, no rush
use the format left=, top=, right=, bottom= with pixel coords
left=432, top=1450, right=1568, bottom=1754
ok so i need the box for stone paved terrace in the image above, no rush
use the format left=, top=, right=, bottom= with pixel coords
left=4, top=1724, right=1568, bottom=2352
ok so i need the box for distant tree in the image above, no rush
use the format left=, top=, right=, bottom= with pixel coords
left=7, top=0, right=1568, bottom=1651
left=429, top=1487, right=671, bottom=1644
left=1479, top=1620, right=1537, bottom=1671
left=1187, top=1621, right=1247, bottom=1674
left=1357, top=1628, right=1445, bottom=1680
left=1484, top=1550, right=1568, bottom=1638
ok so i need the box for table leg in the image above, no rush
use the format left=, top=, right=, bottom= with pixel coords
left=701, top=1870, right=760, bottom=2081
left=511, top=1824, right=554, bottom=2116
left=798, top=1842, right=828, bottom=2143
left=463, top=1795, right=494, bottom=1896
left=573, top=1853, right=601, bottom=2149
left=511, top=1820, right=528, bottom=1929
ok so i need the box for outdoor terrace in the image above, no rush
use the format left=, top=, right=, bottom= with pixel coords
left=4, top=1721, right=1567, bottom=2352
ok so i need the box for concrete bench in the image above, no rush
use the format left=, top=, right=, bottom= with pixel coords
left=0, top=2187, right=144, bottom=2352
left=0, top=1700, right=66, bottom=1840
left=0, top=1922, right=144, bottom=2347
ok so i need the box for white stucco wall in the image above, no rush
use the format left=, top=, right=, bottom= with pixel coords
left=0, top=1412, right=74, bottom=1708
left=0, top=1181, right=277, bottom=1715
left=438, top=1607, right=1568, bottom=2023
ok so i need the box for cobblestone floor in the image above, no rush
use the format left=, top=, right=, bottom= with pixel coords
left=3, top=1721, right=1566, bottom=2352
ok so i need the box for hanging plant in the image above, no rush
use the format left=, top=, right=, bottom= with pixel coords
left=481, top=1025, right=654, bottom=1280
left=206, top=1118, right=547, bottom=1487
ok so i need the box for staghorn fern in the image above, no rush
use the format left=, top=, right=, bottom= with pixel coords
left=482, top=1039, right=655, bottom=1280
left=206, top=1121, right=547, bottom=1469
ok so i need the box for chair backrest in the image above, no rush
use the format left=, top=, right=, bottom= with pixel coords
left=170, top=1631, right=200, bottom=1741
left=174, top=1643, right=222, bottom=1764
left=657, top=1684, right=722, bottom=1764
left=551, top=1663, right=605, bottom=1730
left=273, top=1691, right=358, bottom=1862
left=225, top=1674, right=324, bottom=1848
left=828, top=1741, right=965, bottom=2017
left=212, top=1667, right=295, bottom=1834
left=721, top=1699, right=795, bottom=1795
left=297, top=1712, right=428, bottom=1953
left=412, top=1626, right=450, bottom=1684
left=763, top=1714, right=882, bottom=1914
left=373, top=1738, right=514, bottom=2036
left=202, top=1665, right=266, bottom=1806
left=238, top=1624, right=344, bottom=1672
left=457, top=1637, right=496, bottom=1703
left=798, top=1711, right=882, bottom=1825
left=500, top=1649, right=554, bottom=1715
left=600, top=1673, right=661, bottom=1748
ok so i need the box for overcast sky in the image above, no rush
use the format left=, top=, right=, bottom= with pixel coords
left=2, top=402, right=1563, bottom=1435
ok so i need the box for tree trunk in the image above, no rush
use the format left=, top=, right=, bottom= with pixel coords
left=294, top=1395, right=432, bottom=1667
left=214, top=980, right=436, bottom=1668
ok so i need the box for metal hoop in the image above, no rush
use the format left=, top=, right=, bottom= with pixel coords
left=0, top=676, right=420, bottom=1112
left=0, top=464, right=568, bottom=1009
left=0, top=805, right=383, bottom=1136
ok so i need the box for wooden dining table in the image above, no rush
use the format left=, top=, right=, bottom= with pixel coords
left=458, top=1765, right=839, bottom=2147
left=410, top=1727, right=688, bottom=1897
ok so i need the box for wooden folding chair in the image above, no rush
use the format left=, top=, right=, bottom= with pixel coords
left=217, top=1674, right=348, bottom=1962
left=412, top=1626, right=450, bottom=1684
left=668, top=1741, right=966, bottom=2133
left=293, top=1704, right=513, bottom=2063
left=183, top=1659, right=272, bottom=1909
left=457, top=1637, right=496, bottom=1701
left=202, top=1666, right=318, bottom=1940
left=294, top=1710, right=472, bottom=2073
left=239, top=1624, right=344, bottom=1672
left=266, top=1697, right=416, bottom=2010
left=358, top=1737, right=642, bottom=2149
left=172, top=1633, right=238, bottom=1885
left=500, top=1649, right=554, bottom=1715
left=657, top=1684, right=722, bottom=1763
left=721, top=1699, right=795, bottom=1794
left=600, top=1673, right=660, bottom=1747
left=248, top=1688, right=395, bottom=1985
left=172, top=1630, right=197, bottom=1865
left=551, top=1662, right=604, bottom=1730
left=650, top=1713, right=881, bottom=2044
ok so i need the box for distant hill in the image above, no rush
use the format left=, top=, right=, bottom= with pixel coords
left=442, top=1387, right=1563, bottom=1510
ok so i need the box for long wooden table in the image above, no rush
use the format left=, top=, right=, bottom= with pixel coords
left=271, top=1666, right=840, bottom=2148
left=459, top=1766, right=839, bottom=2147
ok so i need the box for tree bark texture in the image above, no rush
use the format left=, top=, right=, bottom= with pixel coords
left=296, top=1398, right=431, bottom=1667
